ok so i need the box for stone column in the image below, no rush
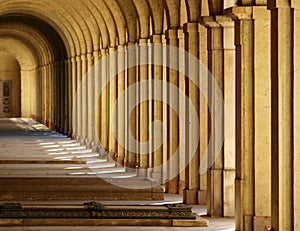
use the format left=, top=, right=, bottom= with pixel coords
left=117, top=44, right=126, bottom=166
left=228, top=6, right=272, bottom=230
left=108, top=47, right=118, bottom=157
left=71, top=57, right=77, bottom=138
left=93, top=51, right=100, bottom=147
left=126, top=42, right=137, bottom=171
left=218, top=16, right=236, bottom=218
left=66, top=59, right=72, bottom=135
left=87, top=53, right=94, bottom=146
left=183, top=22, right=200, bottom=205
left=81, top=54, right=88, bottom=142
left=268, top=1, right=294, bottom=230
left=165, top=29, right=179, bottom=194
left=137, top=38, right=149, bottom=177
left=150, top=34, right=163, bottom=183
left=100, top=48, right=109, bottom=150
left=292, top=2, right=300, bottom=230
left=76, top=55, right=82, bottom=138
left=178, top=28, right=186, bottom=195
left=202, top=16, right=224, bottom=217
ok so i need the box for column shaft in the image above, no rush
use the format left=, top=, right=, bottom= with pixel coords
left=117, top=45, right=126, bottom=166
left=81, top=54, right=88, bottom=141
left=71, top=57, right=77, bottom=137
left=138, top=38, right=149, bottom=175
left=203, top=18, right=224, bottom=217
left=126, top=43, right=137, bottom=170
left=150, top=34, right=163, bottom=183
left=76, top=56, right=82, bottom=138
left=293, top=2, right=300, bottom=230
left=166, top=29, right=179, bottom=194
left=183, top=22, right=200, bottom=205
left=269, top=2, right=293, bottom=230
left=93, top=51, right=100, bottom=146
left=87, top=53, right=94, bottom=146
left=108, top=47, right=117, bottom=155
left=100, top=49, right=109, bottom=150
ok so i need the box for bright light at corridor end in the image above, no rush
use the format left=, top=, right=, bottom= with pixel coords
left=72, top=44, right=224, bottom=189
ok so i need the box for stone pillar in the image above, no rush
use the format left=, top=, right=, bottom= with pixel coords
left=76, top=55, right=82, bottom=138
left=165, top=29, right=179, bottom=194
left=183, top=22, right=200, bottom=205
left=100, top=48, right=109, bottom=150
left=117, top=44, right=126, bottom=166
left=71, top=57, right=77, bottom=137
left=108, top=47, right=118, bottom=156
left=93, top=51, right=100, bottom=147
left=66, top=59, right=72, bottom=135
left=137, top=38, right=149, bottom=177
left=198, top=24, right=209, bottom=206
left=228, top=6, right=272, bottom=230
left=202, top=16, right=224, bottom=217
left=178, top=28, right=186, bottom=195
left=268, top=1, right=294, bottom=230
left=86, top=53, right=94, bottom=146
left=218, top=17, right=236, bottom=218
left=292, top=2, right=300, bottom=230
left=81, top=54, right=88, bottom=142
left=150, top=34, right=163, bottom=183
left=126, top=42, right=137, bottom=171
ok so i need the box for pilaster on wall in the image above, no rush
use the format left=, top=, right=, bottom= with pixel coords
left=227, top=5, right=271, bottom=231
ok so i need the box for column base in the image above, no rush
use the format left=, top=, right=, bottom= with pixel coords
left=183, top=189, right=198, bottom=205
left=198, top=190, right=207, bottom=205
left=178, top=181, right=185, bottom=195
left=253, top=216, right=271, bottom=231
left=150, top=172, right=163, bottom=184
left=137, top=168, right=148, bottom=177
left=125, top=161, right=137, bottom=172
left=116, top=157, right=124, bottom=167
left=167, top=180, right=179, bottom=194
left=107, top=152, right=116, bottom=162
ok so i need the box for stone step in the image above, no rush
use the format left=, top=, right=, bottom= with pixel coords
left=0, top=177, right=163, bottom=201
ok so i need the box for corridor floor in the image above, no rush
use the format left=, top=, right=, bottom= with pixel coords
left=0, top=118, right=234, bottom=230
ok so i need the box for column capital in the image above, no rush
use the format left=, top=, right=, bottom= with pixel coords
left=225, top=6, right=253, bottom=20
left=117, top=44, right=125, bottom=49
left=165, top=29, right=178, bottom=39
left=138, top=38, right=149, bottom=44
left=80, top=54, right=87, bottom=61
left=93, top=51, right=100, bottom=59
left=109, top=46, right=117, bottom=52
left=200, top=16, right=221, bottom=28
left=150, top=34, right=162, bottom=43
left=71, top=57, right=76, bottom=63
left=183, top=22, right=199, bottom=33
left=291, top=0, right=300, bottom=8
left=268, top=0, right=291, bottom=9
left=86, top=53, right=93, bottom=60
left=101, top=48, right=108, bottom=56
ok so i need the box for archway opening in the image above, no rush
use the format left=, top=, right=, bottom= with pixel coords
left=0, top=51, right=21, bottom=118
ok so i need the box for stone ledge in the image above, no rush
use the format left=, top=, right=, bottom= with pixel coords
left=0, top=202, right=209, bottom=227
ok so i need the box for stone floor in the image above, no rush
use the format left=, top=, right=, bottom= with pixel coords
left=0, top=118, right=235, bottom=230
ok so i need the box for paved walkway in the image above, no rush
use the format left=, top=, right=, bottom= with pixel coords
left=0, top=118, right=234, bottom=230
